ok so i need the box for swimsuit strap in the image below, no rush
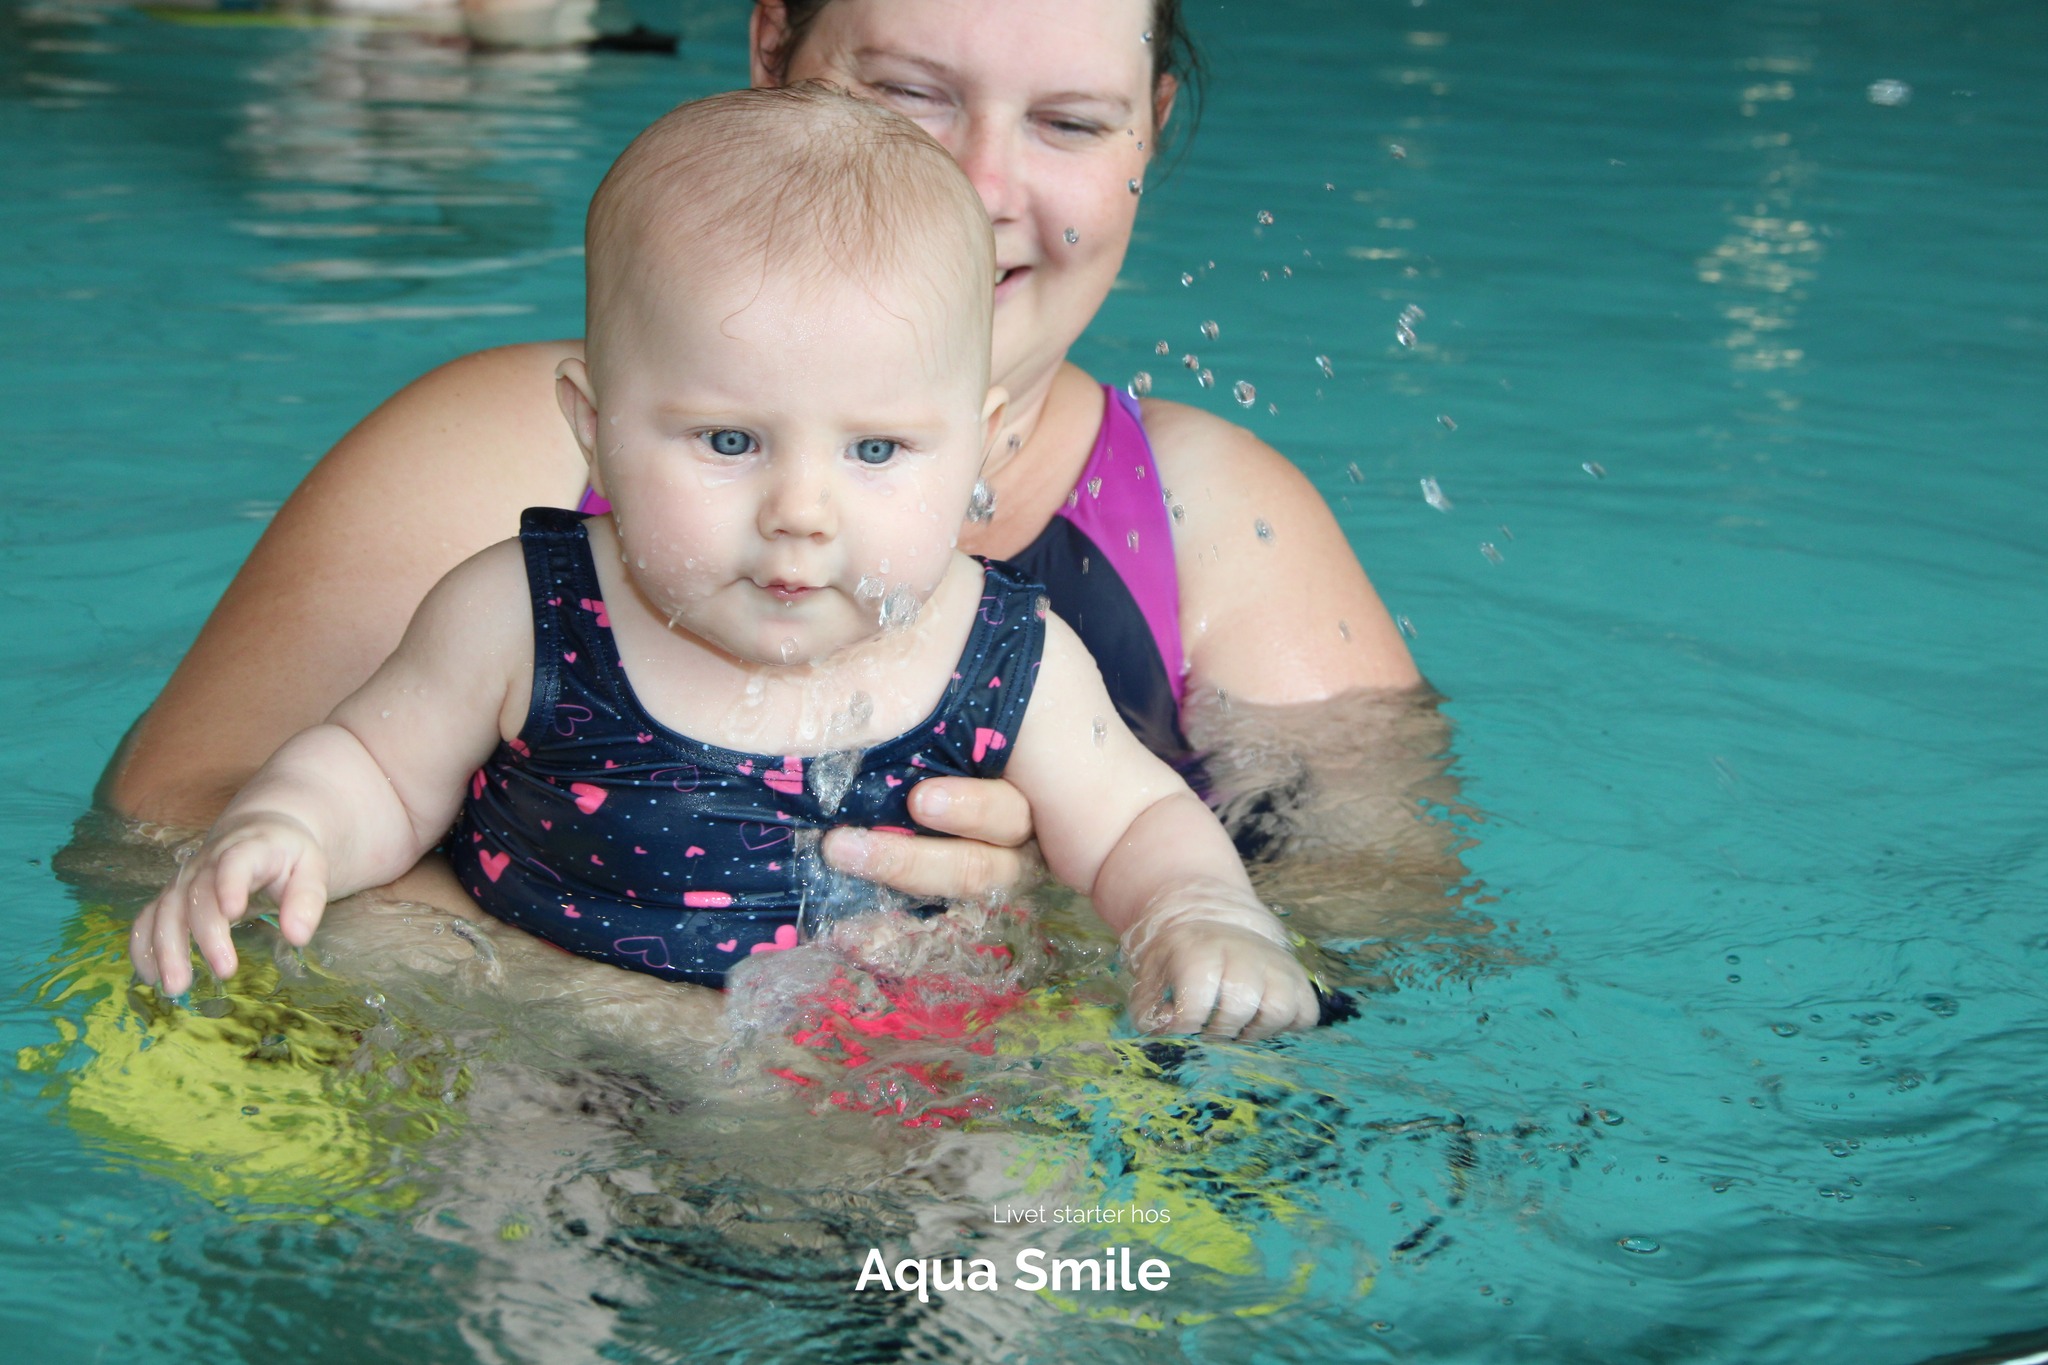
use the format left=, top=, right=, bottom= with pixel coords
left=511, top=506, right=636, bottom=741
left=1056, top=386, right=1186, bottom=703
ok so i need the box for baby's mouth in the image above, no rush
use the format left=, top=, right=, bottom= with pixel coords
left=995, top=265, right=1030, bottom=297
left=757, top=580, right=820, bottom=605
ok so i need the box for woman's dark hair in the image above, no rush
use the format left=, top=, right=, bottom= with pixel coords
left=760, top=0, right=1206, bottom=159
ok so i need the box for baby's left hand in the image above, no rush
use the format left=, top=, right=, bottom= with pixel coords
left=1120, top=883, right=1320, bottom=1041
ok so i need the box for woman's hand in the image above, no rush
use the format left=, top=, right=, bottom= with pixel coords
left=820, top=775, right=1036, bottom=900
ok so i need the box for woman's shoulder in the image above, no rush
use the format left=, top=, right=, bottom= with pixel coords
left=1135, top=396, right=1333, bottom=528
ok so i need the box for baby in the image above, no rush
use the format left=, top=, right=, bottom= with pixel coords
left=132, top=85, right=1319, bottom=1041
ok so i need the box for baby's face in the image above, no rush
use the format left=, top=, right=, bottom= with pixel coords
left=588, top=265, right=993, bottom=668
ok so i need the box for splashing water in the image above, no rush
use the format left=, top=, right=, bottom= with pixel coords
left=1182, top=352, right=1200, bottom=370
left=1201, top=320, right=1219, bottom=341
left=1582, top=461, right=1607, bottom=479
left=1154, top=339, right=1170, bottom=355
left=1346, top=462, right=1364, bottom=483
left=1233, top=381, right=1256, bottom=407
left=1421, top=477, right=1453, bottom=512
left=1479, top=542, right=1504, bottom=564
left=1867, top=79, right=1911, bottom=106
left=1128, top=371, right=1152, bottom=398
left=1437, top=413, right=1457, bottom=431
left=808, top=749, right=861, bottom=817
left=1316, top=354, right=1334, bottom=378
left=1197, top=369, right=1214, bottom=389
left=1179, top=272, right=1194, bottom=287
left=1256, top=210, right=1274, bottom=225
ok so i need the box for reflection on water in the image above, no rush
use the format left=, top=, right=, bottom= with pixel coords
left=35, top=689, right=1507, bottom=1360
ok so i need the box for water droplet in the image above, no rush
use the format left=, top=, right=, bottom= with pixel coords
left=1086, top=476, right=1102, bottom=498
left=1824, top=1139, right=1857, bottom=1158
left=1400, top=304, right=1427, bottom=325
left=1260, top=270, right=1271, bottom=282
left=1182, top=352, right=1200, bottom=370
left=1267, top=401, right=1278, bottom=414
left=1770, top=1022, right=1800, bottom=1037
left=1396, top=323, right=1417, bottom=347
left=1338, top=619, right=1351, bottom=641
left=1617, top=1237, right=1661, bottom=1255
left=1197, top=369, right=1214, bottom=389
left=1922, top=994, right=1959, bottom=1018
left=1437, top=413, right=1457, bottom=431
left=1498, top=524, right=1514, bottom=542
left=1283, top=266, right=1293, bottom=277
left=1390, top=143, right=1407, bottom=160
left=1867, top=78, right=1911, bottom=106
left=1128, top=371, right=1152, bottom=398
left=778, top=638, right=797, bottom=664
left=1582, top=461, right=1607, bottom=479
left=1200, top=319, right=1219, bottom=340
left=1128, top=178, right=1143, bottom=195
left=1254, top=518, right=1274, bottom=542
left=1032, top=595, right=1049, bottom=619
left=1141, top=29, right=1152, bottom=42
left=363, top=993, right=387, bottom=1011
left=1420, top=477, right=1452, bottom=512
left=966, top=479, right=998, bottom=523
left=1126, top=529, right=1140, bottom=551
left=856, top=574, right=885, bottom=602
left=1063, top=226, right=1079, bottom=245
left=1315, top=354, right=1334, bottom=378
left=1397, top=615, right=1416, bottom=638
left=1092, top=716, right=1107, bottom=748
left=1256, top=209, right=1274, bottom=225
left=1180, top=272, right=1194, bottom=287
left=1480, top=542, right=1503, bottom=564
left=1596, top=1109, right=1625, bottom=1126
left=878, top=584, right=921, bottom=632
left=1169, top=502, right=1185, bottom=523
left=1324, top=181, right=1336, bottom=191
left=1346, top=461, right=1364, bottom=483
left=1233, top=380, right=1256, bottom=406
left=1154, top=339, right=1170, bottom=355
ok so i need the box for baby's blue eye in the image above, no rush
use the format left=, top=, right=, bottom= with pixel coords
left=853, top=438, right=900, bottom=466
left=706, top=429, right=752, bottom=456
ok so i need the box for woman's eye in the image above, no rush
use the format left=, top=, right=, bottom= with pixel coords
left=852, top=438, right=900, bottom=466
left=706, top=429, right=753, bottom=456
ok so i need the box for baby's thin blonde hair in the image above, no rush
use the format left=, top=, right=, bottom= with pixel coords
left=584, top=84, right=994, bottom=392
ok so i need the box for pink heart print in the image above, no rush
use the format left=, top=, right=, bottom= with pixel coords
left=749, top=924, right=800, bottom=955
left=972, top=728, right=1007, bottom=763
left=685, top=846, right=706, bottom=857
left=570, top=783, right=607, bottom=814
left=684, top=890, right=734, bottom=909
left=736, top=760, right=754, bottom=776
left=613, top=936, right=671, bottom=970
left=739, top=822, right=793, bottom=851
left=477, top=850, right=510, bottom=882
left=470, top=770, right=487, bottom=800
left=716, top=938, right=739, bottom=952
left=884, top=775, right=902, bottom=788
left=763, top=756, right=804, bottom=796
left=564, top=652, right=577, bottom=664
left=579, top=598, right=610, bottom=627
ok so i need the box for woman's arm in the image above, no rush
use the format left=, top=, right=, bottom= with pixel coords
left=106, top=341, right=590, bottom=826
left=1140, top=398, right=1423, bottom=702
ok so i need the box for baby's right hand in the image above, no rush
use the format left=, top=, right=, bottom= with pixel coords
left=130, top=813, right=330, bottom=996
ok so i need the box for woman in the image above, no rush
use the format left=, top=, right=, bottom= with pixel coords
left=105, top=0, right=1421, bottom=917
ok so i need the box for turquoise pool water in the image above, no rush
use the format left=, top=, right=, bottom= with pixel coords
left=5, top=1, right=2047, bottom=1361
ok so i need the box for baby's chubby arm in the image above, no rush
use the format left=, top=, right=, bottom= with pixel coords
left=131, top=541, right=532, bottom=995
left=1002, top=615, right=1320, bottom=1041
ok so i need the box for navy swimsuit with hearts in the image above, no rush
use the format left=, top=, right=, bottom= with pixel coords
left=447, top=507, right=1047, bottom=987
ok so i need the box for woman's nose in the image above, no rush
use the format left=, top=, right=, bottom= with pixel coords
left=952, top=111, right=1023, bottom=225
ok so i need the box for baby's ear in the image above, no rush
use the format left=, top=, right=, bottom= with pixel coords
left=980, top=385, right=1010, bottom=456
left=555, top=357, right=603, bottom=487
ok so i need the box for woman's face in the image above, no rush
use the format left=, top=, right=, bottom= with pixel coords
left=759, top=0, right=1168, bottom=395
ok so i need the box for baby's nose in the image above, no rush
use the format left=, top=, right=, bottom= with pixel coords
left=758, top=464, right=838, bottom=540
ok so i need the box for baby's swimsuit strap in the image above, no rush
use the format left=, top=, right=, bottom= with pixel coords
left=447, top=510, right=1048, bottom=987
